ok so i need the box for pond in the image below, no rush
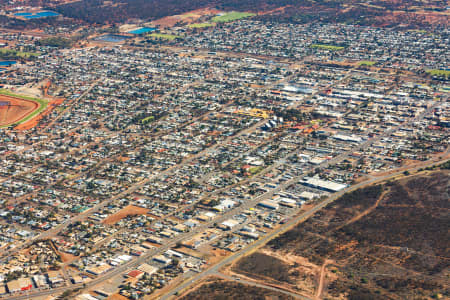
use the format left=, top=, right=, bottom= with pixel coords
left=14, top=11, right=60, bottom=19
left=0, top=61, right=16, bottom=67
left=128, top=27, right=157, bottom=35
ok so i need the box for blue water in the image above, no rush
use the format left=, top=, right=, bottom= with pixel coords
left=95, top=34, right=130, bottom=43
left=0, top=61, right=16, bottom=66
left=15, top=11, right=59, bottom=19
left=37, top=11, right=59, bottom=17
left=128, top=27, right=157, bottom=35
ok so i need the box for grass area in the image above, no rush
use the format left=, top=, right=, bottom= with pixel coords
left=141, top=115, right=155, bottom=124
left=310, top=44, right=345, bottom=51
left=409, top=29, right=427, bottom=33
left=211, top=11, right=256, bottom=23
left=148, top=33, right=180, bottom=40
left=0, top=48, right=39, bottom=59
left=358, top=60, right=376, bottom=66
left=0, top=89, right=48, bottom=128
left=37, top=37, right=72, bottom=49
left=426, top=69, right=450, bottom=78
left=248, top=166, right=263, bottom=175
left=188, top=23, right=215, bottom=28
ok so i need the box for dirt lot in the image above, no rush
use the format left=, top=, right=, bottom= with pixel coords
left=102, top=205, right=150, bottom=225
left=375, top=10, right=450, bottom=28
left=178, top=276, right=295, bottom=300
left=207, top=247, right=229, bottom=266
left=234, top=252, right=293, bottom=283
left=58, top=250, right=77, bottom=263
left=228, top=249, right=319, bottom=297
left=15, top=97, right=64, bottom=130
left=107, top=294, right=129, bottom=300
left=151, top=8, right=220, bottom=28
left=0, top=94, right=39, bottom=127
left=247, top=170, right=450, bottom=299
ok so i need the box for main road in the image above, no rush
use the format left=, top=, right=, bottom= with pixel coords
left=6, top=139, right=447, bottom=300
left=159, top=151, right=449, bottom=299
left=3, top=58, right=446, bottom=299
left=6, top=91, right=446, bottom=299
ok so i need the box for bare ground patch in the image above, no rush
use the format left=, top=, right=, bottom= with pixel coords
left=178, top=276, right=295, bottom=300
left=102, top=205, right=150, bottom=225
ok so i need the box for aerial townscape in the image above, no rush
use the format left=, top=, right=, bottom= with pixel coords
left=0, top=0, right=448, bottom=299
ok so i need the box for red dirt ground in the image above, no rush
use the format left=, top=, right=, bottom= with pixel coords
left=152, top=8, right=220, bottom=27
left=375, top=11, right=450, bottom=27
left=102, top=205, right=150, bottom=225
left=0, top=94, right=39, bottom=127
left=107, top=294, right=129, bottom=300
left=15, top=97, right=64, bottom=131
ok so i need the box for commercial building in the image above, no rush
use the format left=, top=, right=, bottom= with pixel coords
left=300, top=177, right=347, bottom=193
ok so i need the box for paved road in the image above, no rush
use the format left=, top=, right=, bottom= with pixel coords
left=159, top=154, right=449, bottom=300
left=0, top=51, right=348, bottom=254
left=8, top=94, right=445, bottom=299
left=5, top=147, right=448, bottom=300
left=0, top=85, right=238, bottom=255
left=2, top=53, right=446, bottom=299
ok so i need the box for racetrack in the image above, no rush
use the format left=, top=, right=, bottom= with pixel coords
left=0, top=94, right=40, bottom=127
